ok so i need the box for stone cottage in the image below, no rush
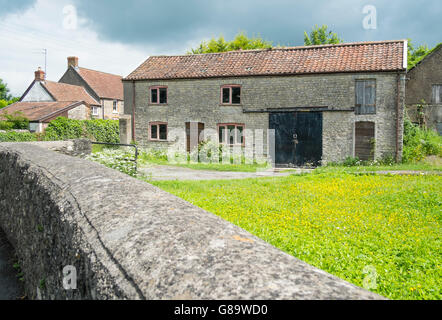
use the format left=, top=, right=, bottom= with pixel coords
left=122, top=40, right=407, bottom=166
left=405, top=44, right=442, bottom=134
left=59, top=57, right=124, bottom=120
left=1, top=68, right=98, bottom=133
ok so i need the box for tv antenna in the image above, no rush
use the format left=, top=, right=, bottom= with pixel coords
left=33, top=49, right=47, bottom=79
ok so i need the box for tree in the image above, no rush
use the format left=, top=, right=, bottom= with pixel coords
left=0, top=78, right=12, bottom=101
left=304, top=25, right=343, bottom=46
left=407, top=39, right=441, bottom=70
left=188, top=32, right=272, bottom=54
left=0, top=79, right=19, bottom=109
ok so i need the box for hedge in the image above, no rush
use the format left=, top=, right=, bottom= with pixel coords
left=0, top=131, right=38, bottom=142
left=43, top=117, right=120, bottom=143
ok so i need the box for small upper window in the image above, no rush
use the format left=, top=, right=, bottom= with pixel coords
left=92, top=106, right=99, bottom=116
left=112, top=100, right=118, bottom=113
left=355, top=80, right=376, bottom=114
left=218, top=124, right=244, bottom=146
left=150, top=86, right=168, bottom=104
left=149, top=122, right=168, bottom=141
left=221, top=85, right=241, bottom=105
left=432, top=85, right=442, bottom=104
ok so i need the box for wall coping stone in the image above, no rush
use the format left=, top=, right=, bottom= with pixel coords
left=0, top=142, right=384, bottom=300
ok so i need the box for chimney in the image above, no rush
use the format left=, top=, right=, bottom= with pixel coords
left=67, top=56, right=79, bottom=69
left=35, top=67, right=45, bottom=81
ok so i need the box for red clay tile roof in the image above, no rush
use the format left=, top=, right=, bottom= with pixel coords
left=42, top=81, right=100, bottom=106
left=76, top=67, right=123, bottom=100
left=0, top=101, right=84, bottom=122
left=125, top=40, right=407, bottom=81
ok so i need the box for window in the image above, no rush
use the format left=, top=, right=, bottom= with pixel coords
left=150, top=86, right=168, bottom=104
left=218, top=124, right=244, bottom=146
left=92, top=106, right=99, bottom=116
left=113, top=100, right=118, bottom=113
left=432, top=85, right=442, bottom=104
left=149, top=122, right=168, bottom=141
left=221, top=85, right=241, bottom=105
left=355, top=80, right=376, bottom=114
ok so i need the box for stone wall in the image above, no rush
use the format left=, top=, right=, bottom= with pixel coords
left=0, top=143, right=382, bottom=300
left=124, top=72, right=405, bottom=163
left=24, top=139, right=92, bottom=157
left=67, top=103, right=90, bottom=120
left=406, top=47, right=442, bottom=134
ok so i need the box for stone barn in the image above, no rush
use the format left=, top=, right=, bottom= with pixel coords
left=122, top=40, right=407, bottom=166
left=406, top=43, right=442, bottom=134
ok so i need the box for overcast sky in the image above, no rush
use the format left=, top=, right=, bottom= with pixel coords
left=1, top=0, right=441, bottom=96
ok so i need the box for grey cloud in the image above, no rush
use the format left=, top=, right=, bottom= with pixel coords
left=0, top=0, right=36, bottom=17
left=71, top=0, right=441, bottom=52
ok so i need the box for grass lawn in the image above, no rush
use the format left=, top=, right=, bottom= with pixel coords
left=151, top=173, right=442, bottom=300
left=138, top=153, right=269, bottom=172
left=315, top=162, right=442, bottom=174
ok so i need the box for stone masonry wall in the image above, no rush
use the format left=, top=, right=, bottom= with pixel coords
left=0, top=143, right=382, bottom=300
left=124, top=72, right=405, bottom=163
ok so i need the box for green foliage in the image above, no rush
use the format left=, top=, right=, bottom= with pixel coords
left=0, top=111, right=29, bottom=130
left=403, top=116, right=442, bottom=163
left=304, top=25, right=342, bottom=46
left=0, top=98, right=19, bottom=109
left=43, top=117, right=119, bottom=143
left=407, top=39, right=431, bottom=70
left=153, top=173, right=442, bottom=300
left=87, top=148, right=137, bottom=177
left=188, top=32, right=272, bottom=54
left=0, top=78, right=12, bottom=101
left=0, top=131, right=38, bottom=142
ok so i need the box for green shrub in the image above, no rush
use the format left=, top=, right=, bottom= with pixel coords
left=0, top=131, right=37, bottom=142
left=0, top=111, right=29, bottom=130
left=83, top=119, right=119, bottom=143
left=43, top=117, right=119, bottom=143
left=403, top=116, right=442, bottom=163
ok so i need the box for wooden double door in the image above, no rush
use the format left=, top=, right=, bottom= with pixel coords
left=269, top=112, right=323, bottom=167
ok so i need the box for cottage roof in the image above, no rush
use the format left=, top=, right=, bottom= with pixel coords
left=42, top=81, right=100, bottom=106
left=75, top=67, right=123, bottom=100
left=0, top=101, right=84, bottom=122
left=125, top=40, right=407, bottom=81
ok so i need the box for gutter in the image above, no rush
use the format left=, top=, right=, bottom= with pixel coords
left=243, top=107, right=355, bottom=113
left=132, top=81, right=136, bottom=142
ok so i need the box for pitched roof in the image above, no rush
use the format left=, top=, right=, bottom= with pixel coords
left=42, top=81, right=100, bottom=105
left=125, top=40, right=407, bottom=81
left=0, top=101, right=84, bottom=122
left=76, top=67, right=123, bottom=100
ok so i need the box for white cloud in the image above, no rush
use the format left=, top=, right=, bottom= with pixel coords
left=0, top=0, right=155, bottom=96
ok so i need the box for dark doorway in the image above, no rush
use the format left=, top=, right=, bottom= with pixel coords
left=355, top=121, right=375, bottom=161
left=186, top=122, right=205, bottom=153
left=269, top=112, right=323, bottom=167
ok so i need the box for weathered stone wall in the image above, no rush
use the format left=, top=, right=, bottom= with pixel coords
left=67, top=103, right=90, bottom=120
left=406, top=47, right=442, bottom=134
left=24, top=139, right=92, bottom=157
left=0, top=143, right=382, bottom=300
left=102, top=99, right=123, bottom=120
left=124, top=72, right=405, bottom=163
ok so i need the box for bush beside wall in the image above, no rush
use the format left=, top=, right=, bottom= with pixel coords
left=0, top=131, right=38, bottom=142
left=43, top=118, right=120, bottom=144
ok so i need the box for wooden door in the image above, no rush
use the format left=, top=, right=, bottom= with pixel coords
left=186, top=122, right=205, bottom=153
left=355, top=122, right=375, bottom=160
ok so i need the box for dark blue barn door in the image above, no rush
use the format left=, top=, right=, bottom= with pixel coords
left=269, top=112, right=323, bottom=166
